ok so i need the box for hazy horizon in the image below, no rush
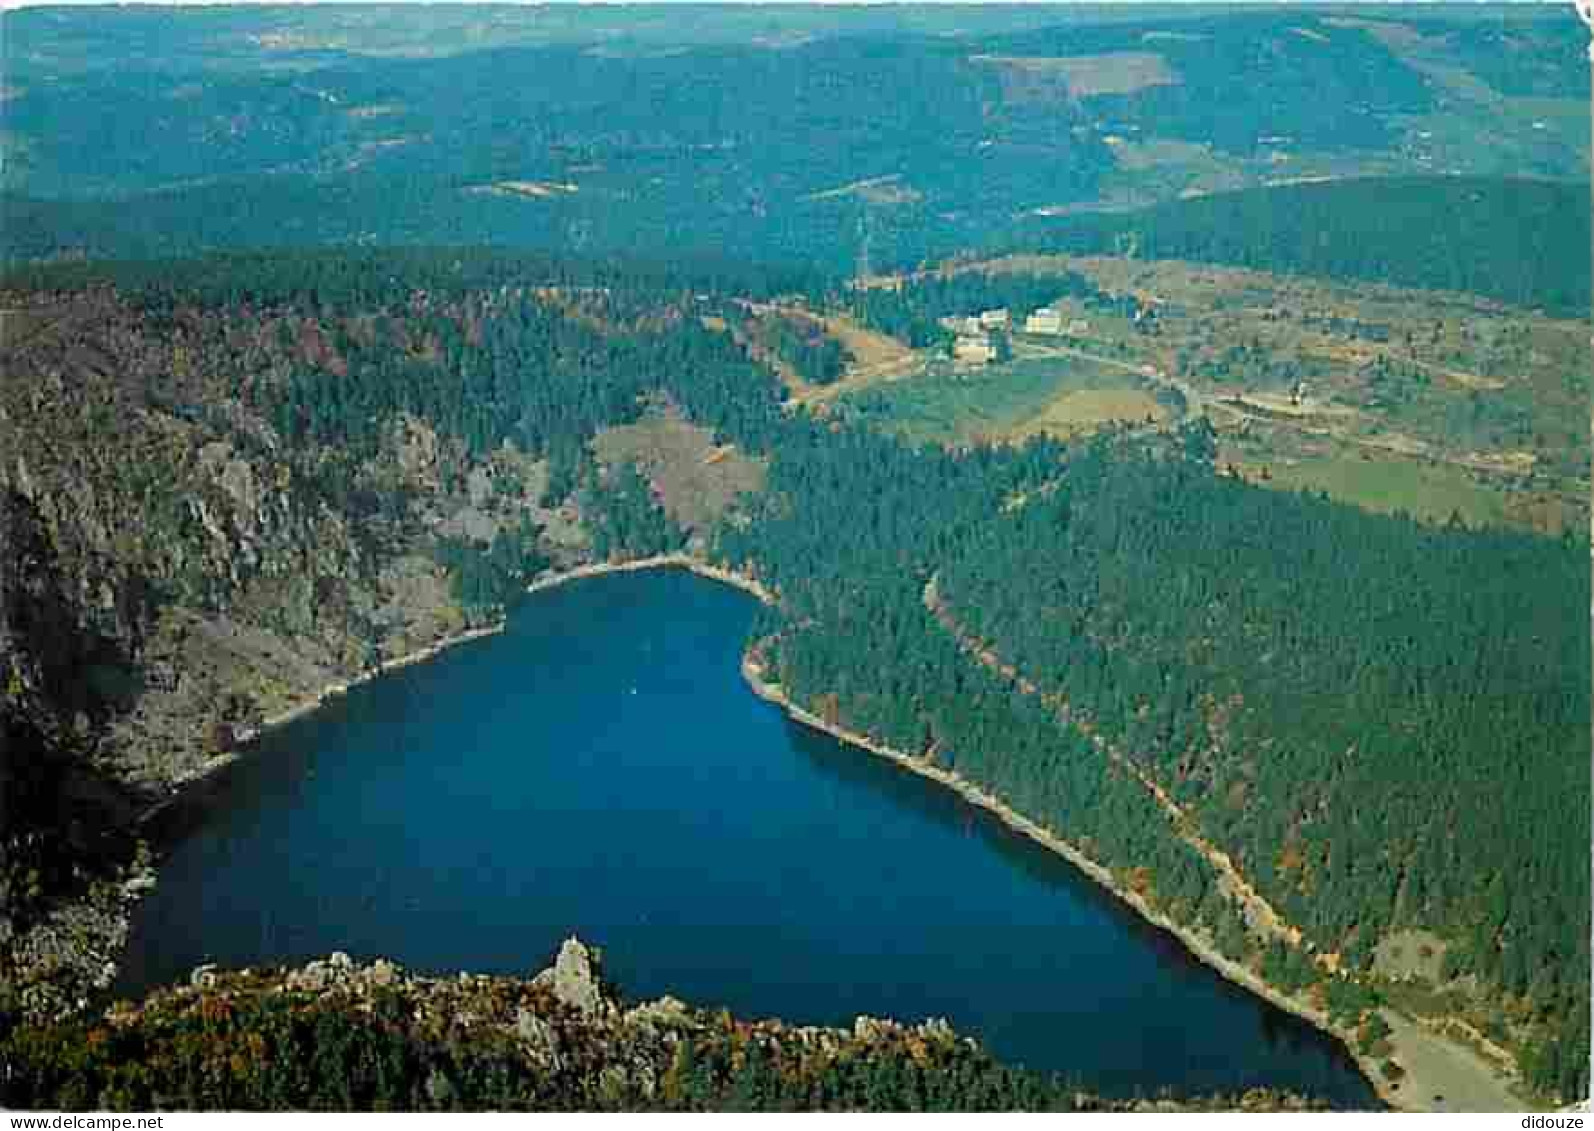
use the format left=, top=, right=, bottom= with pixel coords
left=0, top=0, right=1568, bottom=9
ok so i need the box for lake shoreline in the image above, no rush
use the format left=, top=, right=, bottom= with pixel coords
left=139, top=555, right=774, bottom=829
left=523, top=552, right=778, bottom=605
left=734, top=650, right=1395, bottom=1112
left=137, top=621, right=511, bottom=828
left=733, top=642, right=1524, bottom=1113
left=127, top=552, right=1510, bottom=1112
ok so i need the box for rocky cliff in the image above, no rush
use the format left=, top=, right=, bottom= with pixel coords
left=0, top=272, right=760, bottom=1020
left=0, top=285, right=561, bottom=1011
left=1, top=938, right=1324, bottom=1112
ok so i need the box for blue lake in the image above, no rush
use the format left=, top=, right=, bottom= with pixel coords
left=119, top=569, right=1376, bottom=1106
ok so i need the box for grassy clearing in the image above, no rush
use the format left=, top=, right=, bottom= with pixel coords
left=802, top=174, right=922, bottom=206
left=592, top=406, right=766, bottom=535
left=835, top=355, right=1151, bottom=446
left=854, top=253, right=1588, bottom=531
left=1243, top=454, right=1509, bottom=529
left=465, top=180, right=579, bottom=199
left=972, top=51, right=1178, bottom=99
left=1011, top=387, right=1168, bottom=439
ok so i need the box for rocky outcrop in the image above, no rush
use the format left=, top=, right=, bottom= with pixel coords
left=0, top=289, right=573, bottom=801
left=284, top=949, right=359, bottom=993
left=0, top=490, right=141, bottom=734
left=0, top=944, right=1329, bottom=1111
left=0, top=288, right=591, bottom=1022
left=532, top=937, right=612, bottom=1016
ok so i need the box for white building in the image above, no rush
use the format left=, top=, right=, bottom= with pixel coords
left=1024, top=308, right=1063, bottom=335
left=954, top=334, right=997, bottom=365
left=978, top=308, right=1011, bottom=331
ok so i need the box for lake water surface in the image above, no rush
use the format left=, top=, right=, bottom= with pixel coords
left=120, top=569, right=1376, bottom=1106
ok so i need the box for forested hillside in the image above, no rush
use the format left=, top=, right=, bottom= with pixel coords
left=713, top=416, right=1589, bottom=1102
left=935, top=439, right=1590, bottom=1097
left=971, top=10, right=1433, bottom=157
left=2, top=0, right=1589, bottom=1112
left=2, top=244, right=1586, bottom=1106
left=0, top=250, right=802, bottom=1015
left=1013, top=177, right=1592, bottom=317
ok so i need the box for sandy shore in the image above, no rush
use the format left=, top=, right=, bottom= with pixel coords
left=523, top=552, right=777, bottom=604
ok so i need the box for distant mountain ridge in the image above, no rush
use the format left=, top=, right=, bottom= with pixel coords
left=2, top=6, right=1585, bottom=274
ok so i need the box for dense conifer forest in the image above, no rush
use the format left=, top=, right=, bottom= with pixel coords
left=935, top=440, right=1591, bottom=1097
left=5, top=4, right=1584, bottom=275
left=1014, top=177, right=1592, bottom=317
left=4, top=245, right=1588, bottom=1100
left=1, top=0, right=1589, bottom=1109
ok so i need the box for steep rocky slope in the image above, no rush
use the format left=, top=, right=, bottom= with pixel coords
left=0, top=264, right=768, bottom=1019
left=0, top=284, right=542, bottom=1010
left=2, top=938, right=1325, bottom=1112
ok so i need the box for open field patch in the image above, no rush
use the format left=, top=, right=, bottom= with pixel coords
left=1238, top=453, right=1509, bottom=529
left=1290, top=26, right=1330, bottom=44
left=1104, top=135, right=1234, bottom=174
left=1012, top=387, right=1169, bottom=439
left=592, top=406, right=765, bottom=535
left=346, top=103, right=403, bottom=119
left=803, top=174, right=922, bottom=206
left=1230, top=391, right=1359, bottom=419
left=1500, top=492, right=1581, bottom=537
left=465, top=180, right=579, bottom=200
left=835, top=355, right=1153, bottom=447
left=971, top=51, right=1178, bottom=101
left=758, top=306, right=923, bottom=406
left=962, top=253, right=1590, bottom=534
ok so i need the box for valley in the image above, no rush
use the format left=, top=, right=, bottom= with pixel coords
left=0, top=2, right=1588, bottom=1115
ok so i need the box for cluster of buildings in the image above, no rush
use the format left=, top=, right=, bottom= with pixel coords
left=941, top=306, right=1092, bottom=367
left=941, top=308, right=1012, bottom=337
left=939, top=309, right=1007, bottom=365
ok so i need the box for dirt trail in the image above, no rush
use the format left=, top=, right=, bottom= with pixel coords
left=1399, top=354, right=1507, bottom=392
left=747, top=302, right=923, bottom=406
left=1027, top=342, right=1545, bottom=486
left=923, top=572, right=1530, bottom=1112
left=922, top=574, right=1301, bottom=950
